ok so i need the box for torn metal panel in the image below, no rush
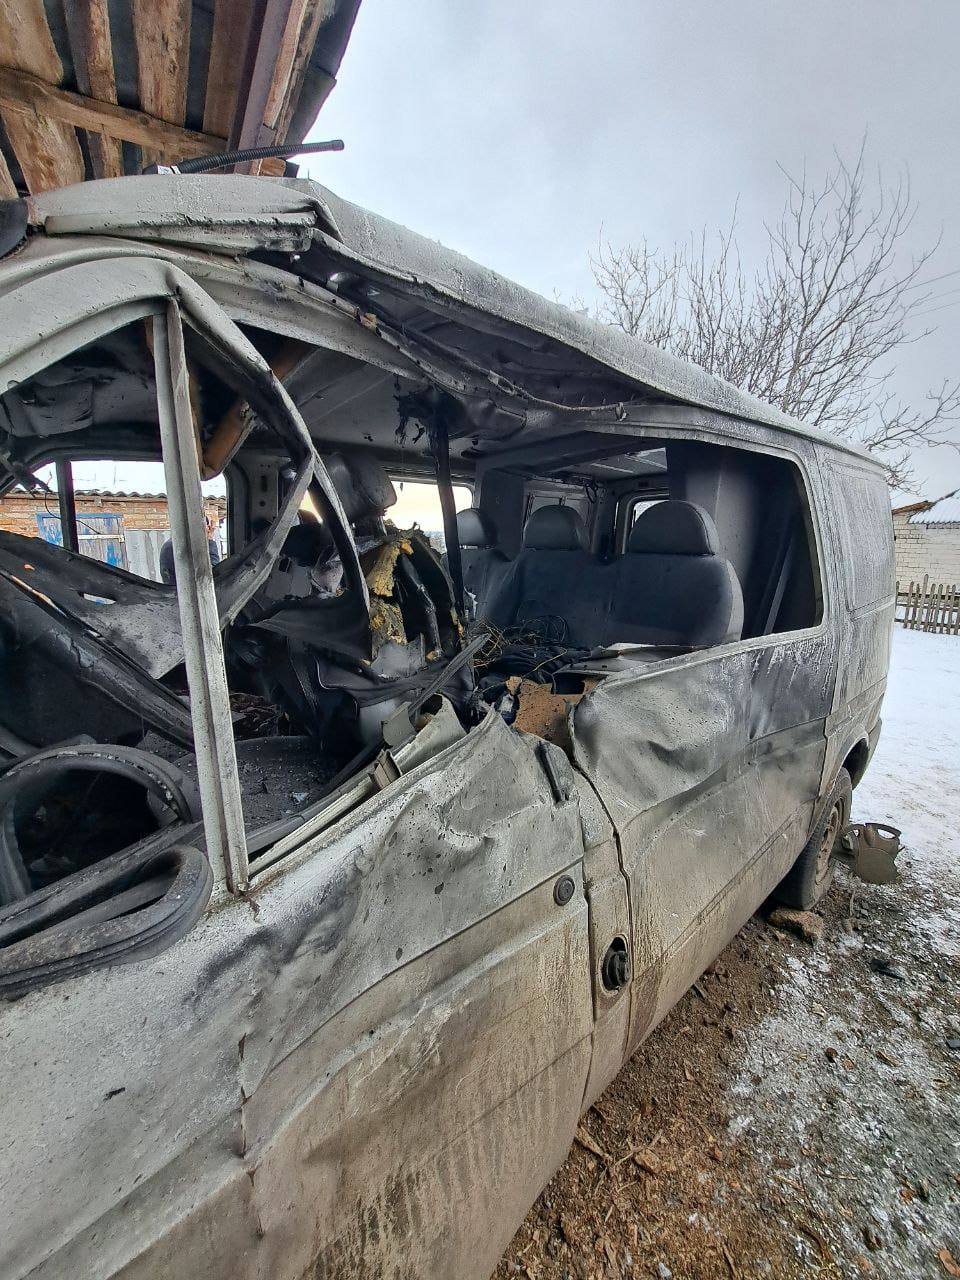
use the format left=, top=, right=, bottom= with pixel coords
left=508, top=675, right=598, bottom=753
left=0, top=236, right=424, bottom=400
left=571, top=627, right=837, bottom=1046
left=32, top=173, right=343, bottom=248
left=0, top=564, right=196, bottom=749
left=25, top=175, right=879, bottom=465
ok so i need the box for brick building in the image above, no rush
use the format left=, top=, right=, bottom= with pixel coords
left=0, top=489, right=227, bottom=580
left=892, top=491, right=960, bottom=588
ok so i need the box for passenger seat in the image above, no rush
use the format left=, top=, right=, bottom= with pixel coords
left=487, top=505, right=602, bottom=643
left=613, top=500, right=743, bottom=646
left=455, top=507, right=509, bottom=615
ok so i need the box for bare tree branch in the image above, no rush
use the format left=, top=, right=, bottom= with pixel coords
left=589, top=145, right=960, bottom=488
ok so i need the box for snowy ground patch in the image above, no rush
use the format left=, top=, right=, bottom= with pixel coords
left=729, top=626, right=960, bottom=1277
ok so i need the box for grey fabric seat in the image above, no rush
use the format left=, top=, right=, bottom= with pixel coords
left=455, top=508, right=509, bottom=614
left=612, top=500, right=743, bottom=647
left=487, top=505, right=602, bottom=643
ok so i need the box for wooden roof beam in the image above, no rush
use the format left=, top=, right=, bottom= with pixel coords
left=0, top=0, right=84, bottom=193
left=0, top=66, right=279, bottom=172
left=203, top=0, right=255, bottom=139
left=63, top=0, right=124, bottom=180
left=131, top=0, right=191, bottom=167
left=0, top=146, right=16, bottom=199
left=229, top=0, right=308, bottom=173
left=272, top=0, right=328, bottom=143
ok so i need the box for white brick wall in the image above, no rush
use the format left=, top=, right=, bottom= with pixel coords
left=893, top=513, right=960, bottom=587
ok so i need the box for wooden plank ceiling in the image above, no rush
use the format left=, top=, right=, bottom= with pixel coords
left=0, top=0, right=360, bottom=197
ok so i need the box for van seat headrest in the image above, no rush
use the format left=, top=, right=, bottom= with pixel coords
left=522, top=505, right=587, bottom=550
left=456, top=507, right=496, bottom=548
left=627, top=500, right=720, bottom=556
left=326, top=451, right=397, bottom=524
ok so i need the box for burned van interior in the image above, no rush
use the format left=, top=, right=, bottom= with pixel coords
left=0, top=291, right=822, bottom=993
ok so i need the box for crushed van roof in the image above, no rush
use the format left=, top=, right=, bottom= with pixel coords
left=25, top=174, right=880, bottom=467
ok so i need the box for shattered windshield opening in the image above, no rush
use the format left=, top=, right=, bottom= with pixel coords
left=0, top=294, right=475, bottom=981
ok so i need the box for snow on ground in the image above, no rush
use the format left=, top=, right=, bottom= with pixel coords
left=854, top=628, right=960, bottom=878
left=853, top=629, right=960, bottom=959
left=729, top=626, right=960, bottom=1276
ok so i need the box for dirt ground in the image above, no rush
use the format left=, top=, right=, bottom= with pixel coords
left=493, top=630, right=960, bottom=1280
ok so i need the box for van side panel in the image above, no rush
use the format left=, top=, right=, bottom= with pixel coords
left=819, top=459, right=895, bottom=790
left=572, top=628, right=835, bottom=1049
left=0, top=713, right=592, bottom=1280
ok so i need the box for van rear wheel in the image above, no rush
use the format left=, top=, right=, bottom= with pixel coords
left=774, top=768, right=852, bottom=910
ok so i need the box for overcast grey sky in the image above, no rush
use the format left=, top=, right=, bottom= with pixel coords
left=304, top=0, right=960, bottom=501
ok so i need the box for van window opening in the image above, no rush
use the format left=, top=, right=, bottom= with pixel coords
left=389, top=480, right=473, bottom=549
left=0, top=308, right=485, bottom=936
left=468, top=438, right=822, bottom=664
left=24, top=460, right=228, bottom=582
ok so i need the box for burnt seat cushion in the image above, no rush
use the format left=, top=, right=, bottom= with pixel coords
left=455, top=507, right=509, bottom=613
left=613, top=501, right=743, bottom=646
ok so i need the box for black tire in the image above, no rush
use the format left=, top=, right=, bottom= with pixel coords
left=774, top=768, right=852, bottom=910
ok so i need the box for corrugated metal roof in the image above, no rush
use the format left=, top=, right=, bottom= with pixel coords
left=910, top=493, right=960, bottom=525
left=6, top=486, right=224, bottom=501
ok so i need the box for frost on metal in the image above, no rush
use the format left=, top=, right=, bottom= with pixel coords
left=0, top=176, right=894, bottom=1280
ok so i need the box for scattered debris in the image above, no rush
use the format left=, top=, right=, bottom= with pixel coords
left=573, top=1125, right=609, bottom=1163
left=844, top=821, right=902, bottom=884
left=767, top=907, right=825, bottom=945
left=863, top=1224, right=884, bottom=1252
left=633, top=1149, right=663, bottom=1176
left=507, top=677, right=596, bottom=752
left=869, top=955, right=907, bottom=980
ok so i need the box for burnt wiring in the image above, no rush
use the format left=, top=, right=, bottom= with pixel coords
left=472, top=617, right=588, bottom=701
left=384, top=313, right=647, bottom=418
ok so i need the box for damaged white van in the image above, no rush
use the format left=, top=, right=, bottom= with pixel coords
left=0, top=176, right=894, bottom=1280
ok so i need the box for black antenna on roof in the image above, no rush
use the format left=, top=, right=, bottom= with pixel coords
left=142, top=138, right=344, bottom=176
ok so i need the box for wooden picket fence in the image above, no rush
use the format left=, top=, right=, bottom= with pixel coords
left=896, top=576, right=960, bottom=633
